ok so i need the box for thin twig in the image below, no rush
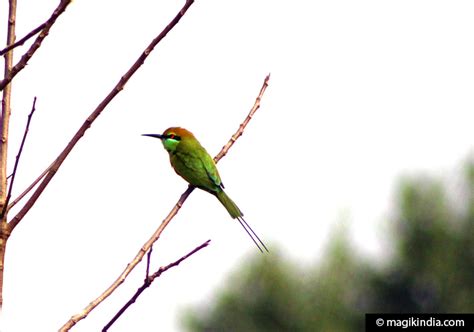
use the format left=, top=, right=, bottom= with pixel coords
left=0, top=0, right=72, bottom=91
left=7, top=165, right=49, bottom=211
left=102, top=240, right=210, bottom=332
left=145, top=245, right=153, bottom=278
left=0, top=97, right=37, bottom=218
left=214, top=74, right=270, bottom=163
left=59, top=74, right=271, bottom=331
left=0, top=23, right=46, bottom=56
left=8, top=0, right=196, bottom=234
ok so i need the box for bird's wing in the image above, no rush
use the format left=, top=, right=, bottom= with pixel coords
left=171, top=148, right=222, bottom=192
left=202, top=152, right=224, bottom=190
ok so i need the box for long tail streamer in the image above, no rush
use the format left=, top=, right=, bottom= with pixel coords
left=237, top=216, right=269, bottom=253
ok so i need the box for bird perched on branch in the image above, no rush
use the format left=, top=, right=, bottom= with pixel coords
left=143, top=127, right=268, bottom=253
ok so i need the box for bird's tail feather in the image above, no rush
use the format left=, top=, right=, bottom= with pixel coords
left=216, top=190, right=269, bottom=253
left=236, top=216, right=269, bottom=253
left=216, top=189, right=242, bottom=219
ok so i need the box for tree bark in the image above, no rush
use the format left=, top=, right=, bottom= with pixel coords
left=0, top=0, right=18, bottom=310
left=0, top=221, right=9, bottom=309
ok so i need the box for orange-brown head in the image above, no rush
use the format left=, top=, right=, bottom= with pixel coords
left=142, top=127, right=197, bottom=152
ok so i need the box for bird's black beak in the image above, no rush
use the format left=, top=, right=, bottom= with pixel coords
left=142, top=134, right=164, bottom=139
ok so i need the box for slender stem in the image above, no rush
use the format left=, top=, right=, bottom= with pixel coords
left=0, top=0, right=17, bottom=311
left=0, top=23, right=46, bottom=56
left=1, top=97, right=37, bottom=218
left=214, top=74, right=270, bottom=163
left=145, top=245, right=153, bottom=278
left=60, top=74, right=271, bottom=331
left=7, top=165, right=49, bottom=211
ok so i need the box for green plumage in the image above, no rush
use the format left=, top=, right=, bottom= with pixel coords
left=215, top=190, right=242, bottom=219
left=164, top=128, right=242, bottom=219
left=143, top=127, right=267, bottom=252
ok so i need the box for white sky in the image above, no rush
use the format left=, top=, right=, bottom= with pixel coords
left=1, top=0, right=474, bottom=331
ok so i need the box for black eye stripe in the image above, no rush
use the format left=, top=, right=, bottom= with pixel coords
left=166, top=134, right=181, bottom=141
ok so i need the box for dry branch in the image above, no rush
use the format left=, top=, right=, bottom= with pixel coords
left=59, top=73, right=271, bottom=331
left=0, top=0, right=72, bottom=91
left=0, top=23, right=46, bottom=56
left=214, top=74, right=270, bottom=163
left=145, top=244, right=153, bottom=277
left=7, top=165, right=49, bottom=212
left=0, top=0, right=18, bottom=310
left=7, top=0, right=196, bottom=233
left=1, top=97, right=37, bottom=218
left=102, top=240, right=211, bottom=331
left=1, top=0, right=17, bottom=211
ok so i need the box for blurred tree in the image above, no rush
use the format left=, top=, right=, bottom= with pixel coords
left=182, top=227, right=370, bottom=332
left=182, top=249, right=307, bottom=331
left=182, top=159, right=474, bottom=331
left=371, top=163, right=474, bottom=313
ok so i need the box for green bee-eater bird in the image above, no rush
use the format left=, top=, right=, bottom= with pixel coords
left=143, top=127, right=268, bottom=253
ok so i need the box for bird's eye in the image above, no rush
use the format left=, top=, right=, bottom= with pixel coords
left=166, top=133, right=181, bottom=141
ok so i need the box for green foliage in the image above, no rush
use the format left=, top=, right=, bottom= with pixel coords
left=182, top=159, right=474, bottom=331
left=372, top=169, right=474, bottom=313
left=182, top=231, right=370, bottom=332
left=183, top=249, right=307, bottom=331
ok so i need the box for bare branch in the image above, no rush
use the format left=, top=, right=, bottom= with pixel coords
left=0, top=0, right=18, bottom=311
left=214, top=74, right=270, bottom=163
left=0, top=23, right=46, bottom=56
left=59, top=74, right=271, bottom=331
left=7, top=165, right=49, bottom=212
left=0, top=97, right=37, bottom=218
left=59, top=185, right=194, bottom=332
left=145, top=245, right=153, bottom=278
left=8, top=0, right=196, bottom=234
left=1, top=0, right=17, bottom=210
left=0, top=0, right=73, bottom=91
left=102, top=240, right=210, bottom=332
left=0, top=97, right=36, bottom=218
